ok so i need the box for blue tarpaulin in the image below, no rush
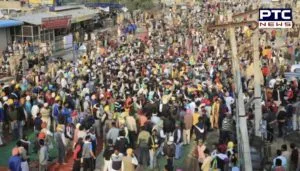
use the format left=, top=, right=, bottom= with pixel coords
left=0, top=20, right=23, bottom=28
left=85, top=3, right=124, bottom=9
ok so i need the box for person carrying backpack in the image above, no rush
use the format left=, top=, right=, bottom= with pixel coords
left=73, top=138, right=84, bottom=171
left=109, top=148, right=124, bottom=171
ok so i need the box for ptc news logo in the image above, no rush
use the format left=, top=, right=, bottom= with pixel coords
left=259, top=8, right=293, bottom=28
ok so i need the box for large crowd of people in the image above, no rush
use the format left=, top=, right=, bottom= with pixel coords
left=1, top=1, right=300, bottom=171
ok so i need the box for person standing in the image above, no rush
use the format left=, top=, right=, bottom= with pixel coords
left=52, top=98, right=60, bottom=131
left=163, top=136, right=176, bottom=171
left=0, top=101, right=4, bottom=146
left=183, top=109, right=193, bottom=145
left=273, top=150, right=287, bottom=169
left=16, top=99, right=26, bottom=139
left=115, top=130, right=129, bottom=155
left=8, top=105, right=18, bottom=140
left=194, top=139, right=206, bottom=169
left=224, top=92, right=234, bottom=114
left=126, top=113, right=137, bottom=148
left=281, top=144, right=291, bottom=171
left=274, top=158, right=286, bottom=171
left=137, top=126, right=151, bottom=166
left=290, top=143, right=299, bottom=171
left=82, top=135, right=96, bottom=171
left=16, top=141, right=29, bottom=171
left=121, top=148, right=138, bottom=171
left=109, top=148, right=124, bottom=171
left=174, top=122, right=183, bottom=159
left=102, top=139, right=115, bottom=171
left=40, top=103, right=51, bottom=130
left=149, top=129, right=159, bottom=169
left=106, top=121, right=120, bottom=145
left=8, top=147, right=22, bottom=171
left=194, top=117, right=206, bottom=142
left=220, top=113, right=234, bottom=143
left=73, top=138, right=84, bottom=171
left=293, top=101, right=300, bottom=131
left=211, top=97, right=220, bottom=129
left=54, top=125, right=67, bottom=165
left=201, top=149, right=212, bottom=171
left=277, top=107, right=287, bottom=138
left=39, top=139, right=48, bottom=171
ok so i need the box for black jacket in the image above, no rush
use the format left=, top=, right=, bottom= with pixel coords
left=17, top=106, right=26, bottom=121
left=115, top=137, right=128, bottom=154
left=103, top=145, right=114, bottom=161
left=173, top=128, right=183, bottom=144
left=163, top=143, right=176, bottom=158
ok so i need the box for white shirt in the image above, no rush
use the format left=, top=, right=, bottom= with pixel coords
left=225, top=96, right=235, bottom=114
left=31, top=105, right=39, bottom=119
left=61, top=78, right=68, bottom=88
left=188, top=102, right=196, bottom=114
left=151, top=115, right=161, bottom=126
left=269, top=79, right=276, bottom=89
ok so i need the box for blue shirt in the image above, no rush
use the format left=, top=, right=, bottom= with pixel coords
left=0, top=108, right=4, bottom=122
left=25, top=102, right=32, bottom=115
left=62, top=107, right=71, bottom=117
left=273, top=155, right=287, bottom=168
left=8, top=156, right=22, bottom=171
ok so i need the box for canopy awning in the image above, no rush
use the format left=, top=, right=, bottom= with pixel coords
left=0, top=20, right=23, bottom=28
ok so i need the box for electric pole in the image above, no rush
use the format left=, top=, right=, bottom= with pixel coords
left=228, top=12, right=253, bottom=171
left=207, top=12, right=255, bottom=171
left=251, top=9, right=263, bottom=137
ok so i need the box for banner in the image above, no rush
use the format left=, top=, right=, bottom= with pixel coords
left=75, top=14, right=94, bottom=23
left=63, top=34, right=73, bottom=50
left=41, top=15, right=72, bottom=30
left=29, top=0, right=54, bottom=5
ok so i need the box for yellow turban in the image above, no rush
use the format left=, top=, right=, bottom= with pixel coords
left=15, top=84, right=20, bottom=89
left=8, top=99, right=14, bottom=105
left=228, top=141, right=234, bottom=149
left=126, top=148, right=133, bottom=155
left=55, top=96, right=60, bottom=101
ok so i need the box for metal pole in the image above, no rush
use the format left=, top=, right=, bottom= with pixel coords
left=253, top=30, right=262, bottom=137
left=72, top=41, right=75, bottom=64
left=228, top=12, right=253, bottom=171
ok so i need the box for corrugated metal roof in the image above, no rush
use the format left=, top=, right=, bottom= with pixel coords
left=50, top=5, right=82, bottom=12
left=12, top=8, right=97, bottom=25
left=0, top=19, right=23, bottom=28
left=12, top=12, right=57, bottom=25
left=55, top=8, right=97, bottom=23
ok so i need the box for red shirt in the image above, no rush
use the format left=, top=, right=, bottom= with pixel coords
left=262, top=66, right=270, bottom=77
left=73, top=144, right=81, bottom=160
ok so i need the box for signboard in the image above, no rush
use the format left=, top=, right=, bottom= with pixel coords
left=63, top=34, right=73, bottom=50
left=41, top=15, right=72, bottom=30
left=29, top=0, right=54, bottom=5
left=75, top=14, right=94, bottom=23
left=259, top=9, right=293, bottom=28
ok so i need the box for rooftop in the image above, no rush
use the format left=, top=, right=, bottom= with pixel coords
left=12, top=7, right=97, bottom=25
left=0, top=19, right=23, bottom=28
left=12, top=12, right=57, bottom=25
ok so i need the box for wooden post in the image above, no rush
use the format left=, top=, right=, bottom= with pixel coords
left=253, top=30, right=263, bottom=137
left=228, top=12, right=253, bottom=171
